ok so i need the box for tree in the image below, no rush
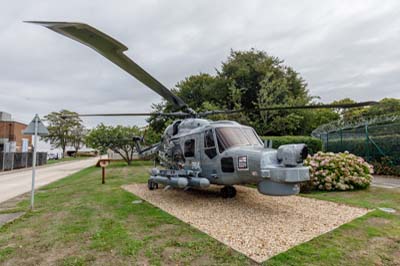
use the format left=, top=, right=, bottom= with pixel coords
left=85, top=124, right=141, bottom=165
left=331, top=98, right=365, bottom=121
left=142, top=126, right=162, bottom=145
left=363, top=98, right=400, bottom=117
left=43, top=110, right=82, bottom=157
left=329, top=98, right=400, bottom=122
left=221, top=50, right=311, bottom=135
left=301, top=108, right=340, bottom=134
left=70, top=124, right=87, bottom=157
left=149, top=49, right=321, bottom=136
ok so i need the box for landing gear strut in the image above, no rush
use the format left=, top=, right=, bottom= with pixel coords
left=221, top=186, right=236, bottom=198
left=148, top=180, right=158, bottom=190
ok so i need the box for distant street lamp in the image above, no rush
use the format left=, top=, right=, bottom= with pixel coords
left=22, top=114, right=49, bottom=210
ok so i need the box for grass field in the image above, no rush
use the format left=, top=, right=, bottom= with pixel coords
left=0, top=161, right=399, bottom=265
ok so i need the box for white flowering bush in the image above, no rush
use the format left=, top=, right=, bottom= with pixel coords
left=304, top=151, right=374, bottom=191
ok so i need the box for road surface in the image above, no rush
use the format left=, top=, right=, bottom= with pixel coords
left=0, top=158, right=98, bottom=204
left=372, top=175, right=400, bottom=189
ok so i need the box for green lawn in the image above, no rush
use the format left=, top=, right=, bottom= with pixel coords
left=266, top=189, right=400, bottom=266
left=0, top=162, right=399, bottom=265
left=0, top=162, right=251, bottom=266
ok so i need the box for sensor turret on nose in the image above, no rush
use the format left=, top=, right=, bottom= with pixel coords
left=276, top=144, right=308, bottom=167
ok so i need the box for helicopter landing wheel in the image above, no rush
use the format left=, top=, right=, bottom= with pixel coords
left=221, top=186, right=236, bottom=198
left=148, top=180, right=158, bottom=190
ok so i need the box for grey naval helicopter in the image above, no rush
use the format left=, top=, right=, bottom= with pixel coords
left=28, top=21, right=377, bottom=198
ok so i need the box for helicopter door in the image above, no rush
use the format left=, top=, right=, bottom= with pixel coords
left=201, top=129, right=218, bottom=178
left=183, top=137, right=201, bottom=169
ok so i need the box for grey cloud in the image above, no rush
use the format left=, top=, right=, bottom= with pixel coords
left=1, top=0, right=399, bottom=127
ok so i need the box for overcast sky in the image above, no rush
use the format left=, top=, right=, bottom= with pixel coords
left=1, top=0, right=400, bottom=128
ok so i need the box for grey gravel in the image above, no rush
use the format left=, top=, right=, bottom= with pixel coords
left=123, top=184, right=369, bottom=263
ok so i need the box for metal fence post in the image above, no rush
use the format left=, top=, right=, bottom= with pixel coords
left=11, top=152, right=14, bottom=170
left=1, top=151, right=4, bottom=171
left=320, top=134, right=323, bottom=151
left=365, top=122, right=370, bottom=161
left=326, top=133, right=329, bottom=151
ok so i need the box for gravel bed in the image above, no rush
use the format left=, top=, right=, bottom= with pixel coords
left=123, top=184, right=369, bottom=263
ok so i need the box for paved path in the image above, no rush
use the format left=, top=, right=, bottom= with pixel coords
left=0, top=212, right=24, bottom=227
left=0, top=158, right=98, bottom=204
left=372, top=175, right=400, bottom=189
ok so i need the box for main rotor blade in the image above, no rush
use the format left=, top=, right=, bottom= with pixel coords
left=200, top=101, right=378, bottom=116
left=26, top=21, right=188, bottom=110
left=257, top=101, right=379, bottom=111
left=66, top=112, right=190, bottom=117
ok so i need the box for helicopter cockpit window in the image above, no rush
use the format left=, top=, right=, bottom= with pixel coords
left=184, top=139, right=195, bottom=157
left=172, top=121, right=181, bottom=135
left=204, top=129, right=217, bottom=159
left=243, top=128, right=263, bottom=146
left=216, top=127, right=263, bottom=153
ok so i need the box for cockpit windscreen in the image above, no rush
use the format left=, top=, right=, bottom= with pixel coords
left=215, top=127, right=263, bottom=153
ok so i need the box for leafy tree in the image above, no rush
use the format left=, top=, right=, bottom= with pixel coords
left=147, top=102, right=173, bottom=135
left=331, top=98, right=365, bottom=121
left=85, top=124, right=141, bottom=165
left=330, top=98, right=400, bottom=122
left=364, top=98, right=400, bottom=117
left=70, top=124, right=87, bottom=157
left=173, top=73, right=226, bottom=111
left=149, top=49, right=321, bottom=136
left=43, top=110, right=82, bottom=157
left=221, top=50, right=311, bottom=134
left=142, top=126, right=162, bottom=145
left=301, top=108, right=340, bottom=134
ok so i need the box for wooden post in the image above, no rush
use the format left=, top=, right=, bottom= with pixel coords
left=97, top=159, right=110, bottom=184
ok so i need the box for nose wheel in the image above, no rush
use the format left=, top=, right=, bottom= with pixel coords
left=221, top=186, right=236, bottom=198
left=148, top=180, right=158, bottom=190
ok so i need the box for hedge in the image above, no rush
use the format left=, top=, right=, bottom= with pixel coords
left=325, top=134, right=400, bottom=165
left=261, top=136, right=322, bottom=155
left=371, top=157, right=400, bottom=176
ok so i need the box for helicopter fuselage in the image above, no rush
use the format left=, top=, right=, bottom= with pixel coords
left=150, top=118, right=310, bottom=196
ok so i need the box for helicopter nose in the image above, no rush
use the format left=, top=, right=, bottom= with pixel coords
left=258, top=144, right=310, bottom=196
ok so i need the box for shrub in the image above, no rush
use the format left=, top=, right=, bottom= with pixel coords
left=304, top=151, right=373, bottom=191
left=261, top=136, right=322, bottom=154
left=371, top=157, right=400, bottom=176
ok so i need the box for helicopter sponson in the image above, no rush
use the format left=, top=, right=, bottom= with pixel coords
left=148, top=118, right=310, bottom=197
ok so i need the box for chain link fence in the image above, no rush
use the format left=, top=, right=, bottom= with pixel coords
left=312, top=116, right=400, bottom=175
